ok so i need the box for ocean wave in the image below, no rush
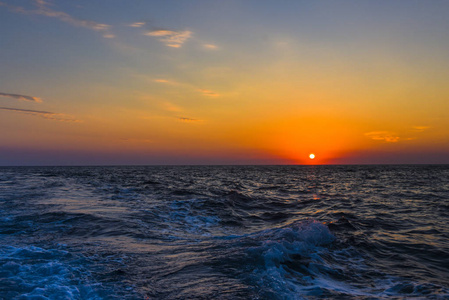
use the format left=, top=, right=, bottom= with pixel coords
left=0, top=246, right=100, bottom=299
left=2, top=165, right=449, bottom=299
left=240, top=220, right=336, bottom=299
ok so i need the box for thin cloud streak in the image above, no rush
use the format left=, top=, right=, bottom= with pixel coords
left=144, top=29, right=192, bottom=48
left=154, top=79, right=174, bottom=84
left=177, top=117, right=201, bottom=122
left=0, top=107, right=80, bottom=122
left=413, top=126, right=430, bottom=132
left=129, top=22, right=145, bottom=28
left=153, top=78, right=220, bottom=97
left=198, top=89, right=220, bottom=97
left=0, top=92, right=42, bottom=103
left=32, top=0, right=110, bottom=31
left=365, top=127, right=430, bottom=143
left=0, top=0, right=112, bottom=36
left=365, top=131, right=400, bottom=143
left=203, top=43, right=218, bottom=50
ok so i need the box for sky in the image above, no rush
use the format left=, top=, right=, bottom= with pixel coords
left=1, top=0, right=448, bottom=165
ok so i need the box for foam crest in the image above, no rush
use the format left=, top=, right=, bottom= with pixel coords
left=253, top=219, right=335, bottom=247
left=242, top=220, right=335, bottom=298
left=0, top=246, right=101, bottom=299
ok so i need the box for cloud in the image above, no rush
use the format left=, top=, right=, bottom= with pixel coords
left=365, top=127, right=431, bottom=143
left=0, top=92, right=42, bottom=103
left=144, top=29, right=192, bottom=48
left=198, top=89, right=220, bottom=97
left=365, top=131, right=400, bottom=143
left=154, top=78, right=174, bottom=84
left=128, top=21, right=214, bottom=49
left=177, top=117, right=201, bottom=122
left=203, top=43, right=218, bottom=50
left=0, top=0, right=112, bottom=37
left=145, top=29, right=177, bottom=37
left=413, top=126, right=430, bottom=132
left=32, top=0, right=110, bottom=31
left=152, top=78, right=220, bottom=98
left=0, top=107, right=80, bottom=122
left=129, top=22, right=145, bottom=28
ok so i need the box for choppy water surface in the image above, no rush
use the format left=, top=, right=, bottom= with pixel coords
left=1, top=165, right=448, bottom=299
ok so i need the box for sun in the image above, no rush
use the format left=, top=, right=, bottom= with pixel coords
left=309, top=153, right=315, bottom=160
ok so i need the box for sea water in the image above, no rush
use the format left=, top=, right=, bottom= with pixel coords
left=1, top=165, right=448, bottom=299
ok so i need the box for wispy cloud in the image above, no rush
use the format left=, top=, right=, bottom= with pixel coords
left=365, top=126, right=431, bottom=143
left=129, top=22, right=145, bottom=28
left=153, top=78, right=220, bottom=98
left=0, top=0, right=112, bottom=38
left=127, top=20, right=216, bottom=50
left=198, top=89, right=220, bottom=97
left=32, top=0, right=109, bottom=31
left=0, top=92, right=42, bottom=103
left=177, top=117, right=201, bottom=123
left=203, top=43, right=218, bottom=50
left=144, top=29, right=192, bottom=48
left=154, top=78, right=175, bottom=84
left=413, top=126, right=430, bottom=132
left=0, top=107, right=80, bottom=122
left=365, top=131, right=400, bottom=143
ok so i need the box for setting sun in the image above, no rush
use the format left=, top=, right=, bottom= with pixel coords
left=309, top=154, right=315, bottom=160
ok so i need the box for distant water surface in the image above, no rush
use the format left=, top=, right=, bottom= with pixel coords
left=1, top=165, right=448, bottom=299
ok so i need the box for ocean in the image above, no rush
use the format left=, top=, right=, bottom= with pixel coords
left=0, top=165, right=448, bottom=299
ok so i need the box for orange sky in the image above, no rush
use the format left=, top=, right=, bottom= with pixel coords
left=1, top=1, right=448, bottom=165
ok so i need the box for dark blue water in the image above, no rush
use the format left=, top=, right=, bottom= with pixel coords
left=1, top=165, right=448, bottom=299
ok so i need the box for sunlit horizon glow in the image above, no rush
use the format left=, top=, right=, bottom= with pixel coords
left=1, top=0, right=448, bottom=166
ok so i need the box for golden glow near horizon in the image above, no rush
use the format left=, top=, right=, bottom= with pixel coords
left=0, top=1, right=449, bottom=165
left=309, top=154, right=315, bottom=160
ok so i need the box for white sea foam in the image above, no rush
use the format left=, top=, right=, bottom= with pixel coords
left=243, top=220, right=336, bottom=298
left=0, top=245, right=102, bottom=299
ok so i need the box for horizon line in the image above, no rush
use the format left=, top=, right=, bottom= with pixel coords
left=1, top=163, right=448, bottom=168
